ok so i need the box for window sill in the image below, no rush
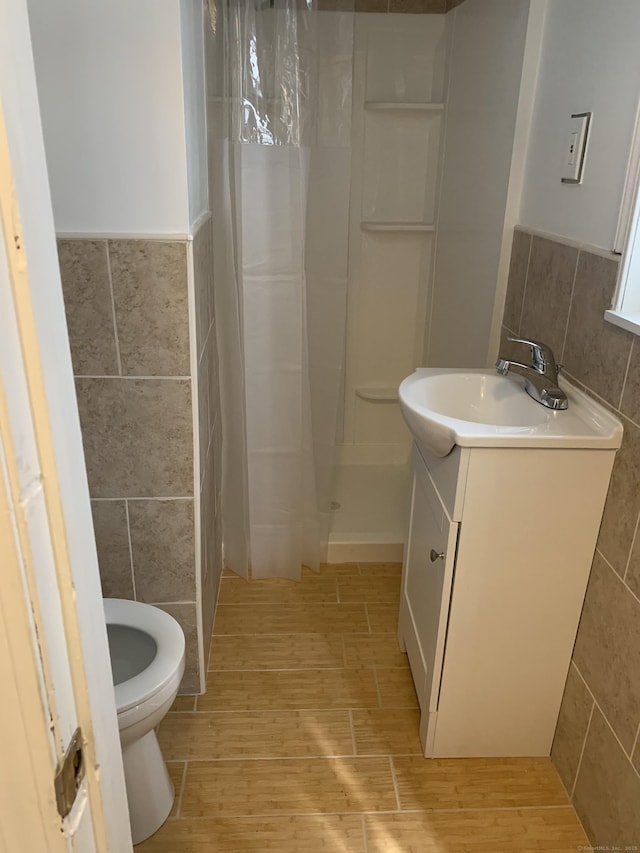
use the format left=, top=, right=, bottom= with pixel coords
left=604, top=309, right=640, bottom=337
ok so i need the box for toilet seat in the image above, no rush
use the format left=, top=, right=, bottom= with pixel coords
left=103, top=598, right=185, bottom=714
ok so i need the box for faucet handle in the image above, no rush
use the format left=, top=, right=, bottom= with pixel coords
left=506, top=335, right=557, bottom=374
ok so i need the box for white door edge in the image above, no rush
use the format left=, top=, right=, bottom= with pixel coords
left=0, top=1, right=131, bottom=849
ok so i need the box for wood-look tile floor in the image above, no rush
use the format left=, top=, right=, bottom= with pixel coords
left=136, top=563, right=588, bottom=852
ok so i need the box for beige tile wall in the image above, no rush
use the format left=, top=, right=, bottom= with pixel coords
left=501, top=227, right=640, bottom=846
left=58, top=228, right=222, bottom=693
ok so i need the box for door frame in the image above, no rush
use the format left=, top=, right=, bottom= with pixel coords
left=0, top=1, right=131, bottom=849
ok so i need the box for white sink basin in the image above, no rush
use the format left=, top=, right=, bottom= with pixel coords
left=399, top=368, right=623, bottom=457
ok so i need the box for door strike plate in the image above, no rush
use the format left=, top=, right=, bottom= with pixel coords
left=54, top=726, right=85, bottom=818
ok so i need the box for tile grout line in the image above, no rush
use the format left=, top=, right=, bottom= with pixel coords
left=618, top=336, right=634, bottom=411
left=622, top=512, right=640, bottom=583
left=150, top=805, right=581, bottom=822
left=92, top=495, right=194, bottom=502
left=124, top=499, right=137, bottom=600
left=372, top=667, right=383, bottom=709
left=630, top=718, right=640, bottom=765
left=176, top=761, right=188, bottom=819
left=215, top=600, right=371, bottom=606
left=167, top=705, right=419, bottom=715
left=572, top=661, right=640, bottom=779
left=388, top=756, right=402, bottom=811
left=596, top=547, right=640, bottom=609
left=364, top=602, right=372, bottom=634
left=560, top=247, right=580, bottom=364
left=159, top=752, right=429, bottom=765
left=516, top=232, right=534, bottom=336
left=360, top=813, right=370, bottom=853
left=74, top=374, right=192, bottom=380
left=165, top=708, right=388, bottom=720
left=348, top=709, right=358, bottom=757
left=105, top=241, right=122, bottom=377
left=207, top=630, right=400, bottom=637
left=167, top=752, right=388, bottom=766
left=205, top=667, right=371, bottom=675
left=502, top=323, right=519, bottom=337
left=570, top=697, right=594, bottom=800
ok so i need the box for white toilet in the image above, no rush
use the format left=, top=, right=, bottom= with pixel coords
left=104, top=598, right=185, bottom=845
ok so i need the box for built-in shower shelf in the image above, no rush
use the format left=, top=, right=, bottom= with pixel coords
left=361, top=222, right=435, bottom=233
left=355, top=387, right=399, bottom=402
left=364, top=101, right=445, bottom=112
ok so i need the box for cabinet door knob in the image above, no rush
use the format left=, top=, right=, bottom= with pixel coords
left=430, top=549, right=445, bottom=562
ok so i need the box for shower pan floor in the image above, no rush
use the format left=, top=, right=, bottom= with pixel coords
left=327, top=463, right=410, bottom=563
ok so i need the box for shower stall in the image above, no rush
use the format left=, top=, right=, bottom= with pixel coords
left=331, top=13, right=449, bottom=562
left=206, top=1, right=451, bottom=577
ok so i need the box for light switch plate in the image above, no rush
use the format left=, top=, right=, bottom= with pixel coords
left=561, top=112, right=592, bottom=184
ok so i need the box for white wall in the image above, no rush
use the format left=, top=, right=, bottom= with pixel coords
left=27, top=0, right=197, bottom=235
left=427, top=0, right=536, bottom=368
left=180, top=0, right=209, bottom=228
left=520, top=0, right=640, bottom=249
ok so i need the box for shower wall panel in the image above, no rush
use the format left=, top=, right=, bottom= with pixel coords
left=341, top=13, right=450, bottom=463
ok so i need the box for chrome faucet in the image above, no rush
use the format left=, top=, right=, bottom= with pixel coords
left=496, top=336, right=568, bottom=410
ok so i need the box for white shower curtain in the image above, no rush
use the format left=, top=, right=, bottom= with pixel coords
left=209, top=0, right=353, bottom=580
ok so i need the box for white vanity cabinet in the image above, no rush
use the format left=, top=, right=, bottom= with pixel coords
left=399, top=440, right=617, bottom=758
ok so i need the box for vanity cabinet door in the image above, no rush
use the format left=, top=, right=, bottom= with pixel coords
left=400, top=464, right=458, bottom=718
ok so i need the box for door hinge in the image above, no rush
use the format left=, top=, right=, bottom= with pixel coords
left=54, top=727, right=85, bottom=818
